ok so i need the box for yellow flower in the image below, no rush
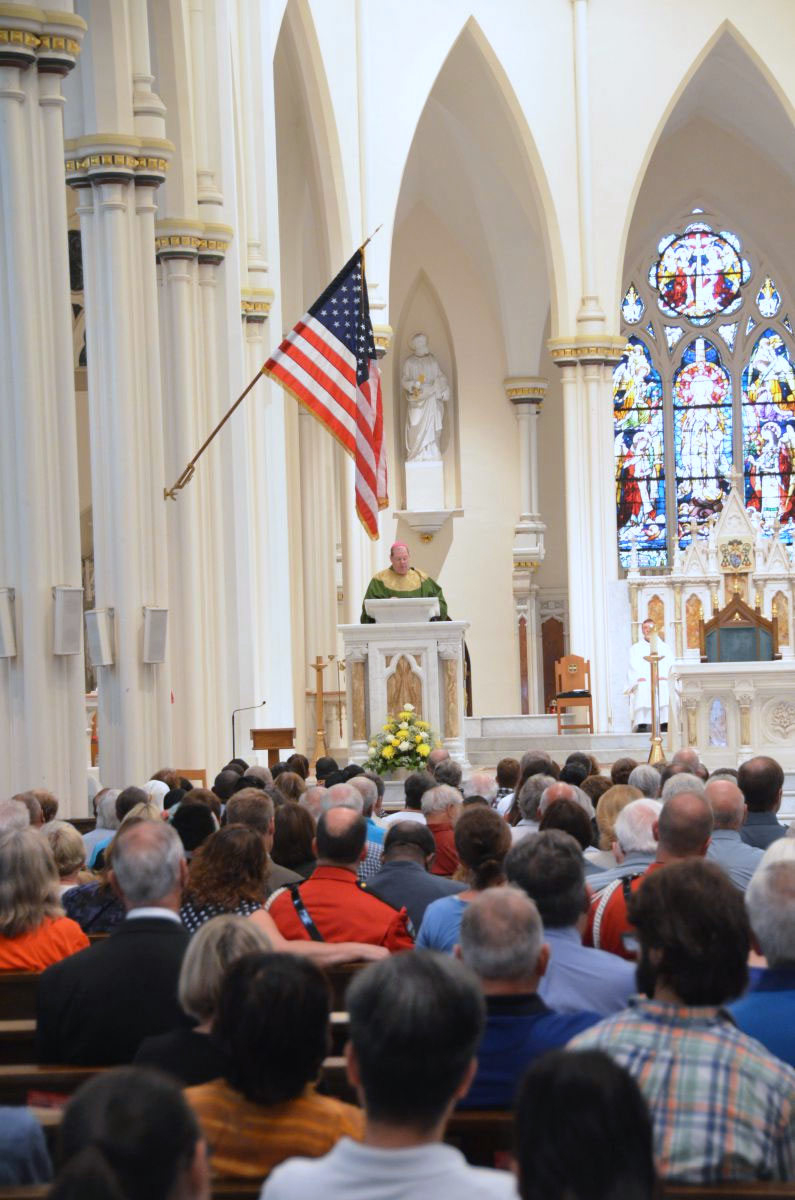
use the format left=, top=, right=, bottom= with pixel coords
left=418, top=744, right=430, bottom=757
left=382, top=724, right=392, bottom=732
left=398, top=711, right=410, bottom=721
left=415, top=719, right=429, bottom=729
left=389, top=735, right=399, bottom=745
left=415, top=734, right=424, bottom=744
left=382, top=745, right=395, bottom=759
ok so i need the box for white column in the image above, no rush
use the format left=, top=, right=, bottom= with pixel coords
left=0, top=9, right=87, bottom=807
left=299, top=412, right=340, bottom=684
left=570, top=0, right=604, bottom=331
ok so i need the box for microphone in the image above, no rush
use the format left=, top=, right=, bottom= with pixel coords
left=232, top=700, right=266, bottom=759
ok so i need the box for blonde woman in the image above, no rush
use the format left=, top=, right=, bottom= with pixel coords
left=0, top=829, right=88, bottom=971
left=41, top=821, right=89, bottom=897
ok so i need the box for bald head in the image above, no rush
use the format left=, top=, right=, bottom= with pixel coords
left=657, top=792, right=713, bottom=859
left=671, top=748, right=701, bottom=774
left=428, top=747, right=450, bottom=772
left=538, top=782, right=594, bottom=821
left=321, top=782, right=364, bottom=814
left=315, top=806, right=367, bottom=867
left=705, top=779, right=746, bottom=831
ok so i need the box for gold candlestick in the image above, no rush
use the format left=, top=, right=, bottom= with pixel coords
left=311, top=655, right=335, bottom=764
left=645, top=649, right=665, bottom=765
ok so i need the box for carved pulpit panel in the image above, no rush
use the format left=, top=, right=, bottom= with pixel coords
left=648, top=594, right=665, bottom=635
left=386, top=654, right=423, bottom=714
left=773, top=590, right=789, bottom=646
left=686, top=594, right=703, bottom=649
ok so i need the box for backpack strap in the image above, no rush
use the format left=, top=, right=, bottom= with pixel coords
left=288, top=884, right=325, bottom=942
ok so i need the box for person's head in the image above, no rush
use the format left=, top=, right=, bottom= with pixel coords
left=346, top=950, right=485, bottom=1130
left=660, top=772, right=706, bottom=803
left=271, top=802, right=317, bottom=870
left=315, top=806, right=367, bottom=867
left=421, top=784, right=463, bottom=823
left=627, top=765, right=661, bottom=799
left=404, top=770, right=436, bottom=811
left=120, top=801, right=162, bottom=828
left=215, top=953, right=330, bottom=1104
left=514, top=1050, right=656, bottom=1200
left=95, top=789, right=121, bottom=831
left=519, top=750, right=555, bottom=780
left=656, top=791, right=713, bottom=859
left=708, top=767, right=739, bottom=782
left=314, top=756, right=338, bottom=784
left=382, top=821, right=437, bottom=870
left=182, top=788, right=221, bottom=825
left=610, top=757, right=638, bottom=786
left=0, top=797, right=30, bottom=833
left=670, top=747, right=701, bottom=774
left=110, top=821, right=186, bottom=912
left=285, top=754, right=309, bottom=780
left=539, top=797, right=593, bottom=851
left=52, top=1066, right=208, bottom=1200
left=453, top=805, right=511, bottom=890
left=163, top=788, right=186, bottom=812
left=363, top=769, right=385, bottom=802
left=495, top=758, right=520, bottom=790
left=389, top=541, right=410, bottom=574
left=738, top=755, right=785, bottom=814
left=427, top=746, right=450, bottom=773
left=349, top=774, right=379, bottom=817
left=12, top=791, right=43, bottom=828
left=177, top=914, right=272, bottom=1025
left=150, top=768, right=180, bottom=790
left=142, top=780, right=169, bottom=812
left=321, top=782, right=364, bottom=814
left=613, top=799, right=662, bottom=856
left=433, top=758, right=463, bottom=789
left=641, top=618, right=655, bottom=642
left=538, top=782, right=594, bottom=822
left=186, top=825, right=268, bottom=908
left=32, top=790, right=59, bottom=824
left=170, top=802, right=217, bottom=856
left=596, top=785, right=642, bottom=851
left=505, top=831, right=586, bottom=929
left=580, top=774, right=612, bottom=807
left=116, top=786, right=148, bottom=824
left=458, top=886, right=546, bottom=987
left=564, top=751, right=594, bottom=777
left=630, top=859, right=749, bottom=1004
left=42, top=820, right=86, bottom=879
left=224, top=789, right=275, bottom=839
left=517, top=774, right=556, bottom=822
left=0, top=828, right=62, bottom=937
left=560, top=762, right=588, bottom=787
left=212, top=770, right=240, bottom=803
left=300, top=785, right=325, bottom=822
left=704, top=778, right=746, bottom=831
left=274, top=770, right=306, bottom=803
left=745, top=859, right=795, bottom=967
left=462, top=773, right=499, bottom=805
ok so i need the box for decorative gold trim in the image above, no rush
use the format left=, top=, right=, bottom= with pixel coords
left=505, top=387, right=546, bottom=399
left=241, top=287, right=274, bottom=321
left=513, top=560, right=539, bottom=569
left=547, top=335, right=626, bottom=365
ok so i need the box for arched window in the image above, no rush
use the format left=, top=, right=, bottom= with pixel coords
left=615, top=213, right=795, bottom=567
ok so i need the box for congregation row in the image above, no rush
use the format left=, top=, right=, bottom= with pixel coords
left=0, top=745, right=793, bottom=1198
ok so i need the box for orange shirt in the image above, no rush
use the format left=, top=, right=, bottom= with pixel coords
left=185, top=1078, right=364, bottom=1178
left=267, top=865, right=414, bottom=952
left=0, top=916, right=89, bottom=972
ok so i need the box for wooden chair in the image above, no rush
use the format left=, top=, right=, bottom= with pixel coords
left=176, top=768, right=208, bottom=788
left=554, top=654, right=594, bottom=734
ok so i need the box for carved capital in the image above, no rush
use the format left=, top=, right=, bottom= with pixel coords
left=65, top=134, right=173, bottom=188
left=241, top=288, right=274, bottom=323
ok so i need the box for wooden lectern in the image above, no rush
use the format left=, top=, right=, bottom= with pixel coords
left=250, top=727, right=296, bottom=767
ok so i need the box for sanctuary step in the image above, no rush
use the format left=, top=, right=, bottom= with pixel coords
left=464, top=716, right=652, bottom=770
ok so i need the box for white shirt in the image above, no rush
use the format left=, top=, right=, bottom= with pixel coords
left=382, top=809, right=427, bottom=826
left=262, top=1138, right=517, bottom=1200
left=625, top=636, right=674, bottom=725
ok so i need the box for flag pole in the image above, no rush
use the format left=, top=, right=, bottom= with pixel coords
left=163, top=368, right=264, bottom=501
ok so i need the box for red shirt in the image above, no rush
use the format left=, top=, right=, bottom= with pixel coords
left=426, top=819, right=459, bottom=877
left=585, top=862, right=664, bottom=960
left=266, top=865, right=414, bottom=952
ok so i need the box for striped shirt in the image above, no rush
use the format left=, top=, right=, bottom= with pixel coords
left=570, top=998, right=795, bottom=1182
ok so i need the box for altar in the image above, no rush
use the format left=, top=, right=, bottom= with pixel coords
left=626, top=475, right=795, bottom=770
left=339, top=598, right=469, bottom=767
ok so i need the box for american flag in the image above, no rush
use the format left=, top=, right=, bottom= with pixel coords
left=262, top=249, right=387, bottom=539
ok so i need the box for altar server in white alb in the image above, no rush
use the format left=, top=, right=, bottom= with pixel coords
left=626, top=619, right=674, bottom=732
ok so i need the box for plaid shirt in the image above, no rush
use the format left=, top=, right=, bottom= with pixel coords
left=570, top=998, right=795, bottom=1182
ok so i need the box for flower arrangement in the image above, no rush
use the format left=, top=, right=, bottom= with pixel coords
left=367, top=703, right=441, bottom=775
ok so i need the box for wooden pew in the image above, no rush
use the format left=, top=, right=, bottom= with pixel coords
left=322, top=963, right=366, bottom=1009
left=0, top=1064, right=100, bottom=1107
left=0, top=974, right=38, bottom=1021
left=0, top=1020, right=37, bottom=1065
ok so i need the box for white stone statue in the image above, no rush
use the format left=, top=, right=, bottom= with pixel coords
left=402, top=333, right=450, bottom=462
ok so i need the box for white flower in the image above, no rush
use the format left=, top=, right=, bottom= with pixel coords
left=399, top=721, right=409, bottom=730
left=404, top=703, right=415, bottom=711
left=367, top=745, right=376, bottom=757
left=399, top=740, right=411, bottom=751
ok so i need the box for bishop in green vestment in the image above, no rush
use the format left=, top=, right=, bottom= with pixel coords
left=361, top=542, right=448, bottom=623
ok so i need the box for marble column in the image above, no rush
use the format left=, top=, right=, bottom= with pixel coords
left=505, top=377, right=547, bottom=713
left=0, top=6, right=87, bottom=807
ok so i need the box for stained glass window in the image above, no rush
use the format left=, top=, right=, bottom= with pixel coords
left=741, top=330, right=795, bottom=543
left=621, top=283, right=644, bottom=324
left=619, top=215, right=794, bottom=568
left=613, top=338, right=666, bottom=567
left=664, top=326, right=684, bottom=352
left=673, top=338, right=732, bottom=545
left=756, top=277, right=781, bottom=318
left=651, top=223, right=750, bottom=324
left=717, top=322, right=737, bottom=351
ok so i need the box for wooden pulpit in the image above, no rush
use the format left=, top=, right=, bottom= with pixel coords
left=250, top=727, right=296, bottom=766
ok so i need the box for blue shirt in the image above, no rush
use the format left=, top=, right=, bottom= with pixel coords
left=460, top=993, right=600, bottom=1109
left=416, top=894, right=469, bottom=952
left=0, top=1108, right=51, bottom=1185
left=729, top=965, right=795, bottom=1068
left=706, top=829, right=763, bottom=891
left=539, top=925, right=636, bottom=1016
left=584, top=851, right=655, bottom=894
left=740, top=811, right=786, bottom=849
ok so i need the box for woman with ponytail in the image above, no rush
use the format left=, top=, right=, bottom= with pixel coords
left=50, top=1067, right=209, bottom=1200
left=416, top=806, right=511, bottom=952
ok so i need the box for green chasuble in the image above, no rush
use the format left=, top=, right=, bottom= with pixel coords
left=361, top=567, right=448, bottom=623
